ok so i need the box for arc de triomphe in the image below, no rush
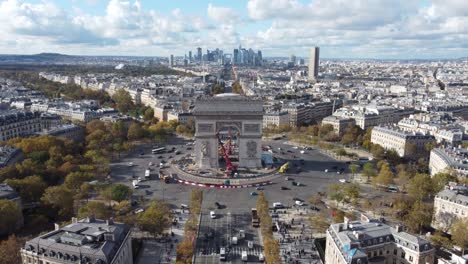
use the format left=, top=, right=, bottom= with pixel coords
left=193, top=93, right=263, bottom=169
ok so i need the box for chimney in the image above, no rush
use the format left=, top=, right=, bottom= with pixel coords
left=344, top=217, right=350, bottom=230
left=72, top=217, right=78, bottom=224
left=395, top=224, right=404, bottom=232
left=106, top=217, right=114, bottom=226
left=54, top=223, right=60, bottom=231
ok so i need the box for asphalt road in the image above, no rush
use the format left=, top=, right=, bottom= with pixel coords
left=110, top=137, right=349, bottom=262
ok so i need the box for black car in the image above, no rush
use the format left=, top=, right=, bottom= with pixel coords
left=215, top=202, right=222, bottom=209
left=158, top=155, right=163, bottom=159
left=281, top=186, right=289, bottom=190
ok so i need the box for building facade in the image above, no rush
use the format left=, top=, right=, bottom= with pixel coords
left=308, top=47, right=320, bottom=81
left=0, top=183, right=23, bottom=235
left=322, top=116, right=356, bottom=136
left=371, top=126, right=435, bottom=158
left=325, top=217, right=435, bottom=264
left=263, top=111, right=290, bottom=128
left=0, top=145, right=24, bottom=168
left=0, top=110, right=42, bottom=141
left=429, top=147, right=468, bottom=176
left=21, top=217, right=132, bottom=264
left=432, top=185, right=468, bottom=233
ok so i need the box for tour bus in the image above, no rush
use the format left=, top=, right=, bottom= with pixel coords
left=151, top=147, right=166, bottom=154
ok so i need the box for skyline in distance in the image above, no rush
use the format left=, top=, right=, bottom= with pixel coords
left=0, top=0, right=467, bottom=59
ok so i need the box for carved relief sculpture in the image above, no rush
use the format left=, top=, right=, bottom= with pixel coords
left=246, top=140, right=257, bottom=158
left=201, top=141, right=210, bottom=158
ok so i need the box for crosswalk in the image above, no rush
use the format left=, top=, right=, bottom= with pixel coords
left=197, top=246, right=263, bottom=256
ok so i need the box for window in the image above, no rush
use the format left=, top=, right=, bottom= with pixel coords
left=409, top=256, right=413, bottom=262
left=401, top=252, right=406, bottom=259
left=394, top=249, right=397, bottom=255
left=379, top=250, right=383, bottom=256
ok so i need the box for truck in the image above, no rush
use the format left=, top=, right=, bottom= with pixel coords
left=279, top=162, right=289, bottom=173
left=158, top=170, right=171, bottom=183
left=251, top=208, right=260, bottom=227
left=144, top=169, right=150, bottom=178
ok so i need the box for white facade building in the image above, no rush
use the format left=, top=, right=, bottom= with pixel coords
left=429, top=147, right=468, bottom=176
left=432, top=185, right=468, bottom=233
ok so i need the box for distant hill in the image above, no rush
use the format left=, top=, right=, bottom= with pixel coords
left=0, top=53, right=78, bottom=64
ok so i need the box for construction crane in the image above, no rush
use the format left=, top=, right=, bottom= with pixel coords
left=217, top=132, right=237, bottom=177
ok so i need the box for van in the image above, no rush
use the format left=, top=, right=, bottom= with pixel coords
left=232, top=236, right=238, bottom=245
left=273, top=202, right=283, bottom=209
left=219, top=247, right=226, bottom=261
left=210, top=211, right=216, bottom=219
left=241, top=251, right=248, bottom=262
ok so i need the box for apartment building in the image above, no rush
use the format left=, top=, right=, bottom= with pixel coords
left=371, top=126, right=435, bottom=158
left=429, top=147, right=468, bottom=176
left=432, top=185, right=468, bottom=233
left=21, top=217, right=132, bottom=264
left=322, top=116, right=356, bottom=135
left=282, top=104, right=309, bottom=127
left=0, top=110, right=42, bottom=141
left=325, top=217, right=435, bottom=264
left=334, top=106, right=412, bottom=130
left=263, top=111, right=290, bottom=128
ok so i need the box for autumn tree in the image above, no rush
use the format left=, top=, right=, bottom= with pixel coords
left=407, top=173, right=435, bottom=201
left=127, top=123, right=145, bottom=141
left=372, top=163, right=394, bottom=188
left=451, top=218, right=468, bottom=255
left=78, top=201, right=112, bottom=219
left=0, top=200, right=22, bottom=236
left=370, top=144, right=385, bottom=160
left=5, top=175, right=47, bottom=202
left=349, top=164, right=360, bottom=180
left=432, top=172, right=458, bottom=193
left=405, top=201, right=433, bottom=234
left=41, top=185, right=74, bottom=218
left=0, top=235, right=22, bottom=264
left=138, top=200, right=172, bottom=237
left=362, top=162, right=377, bottom=182
left=309, top=211, right=331, bottom=233
left=143, top=107, right=155, bottom=121
left=112, top=88, right=134, bottom=113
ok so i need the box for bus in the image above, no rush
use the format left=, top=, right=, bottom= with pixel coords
left=152, top=147, right=166, bottom=154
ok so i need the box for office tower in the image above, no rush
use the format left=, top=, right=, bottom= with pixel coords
left=188, top=51, right=192, bottom=62
left=184, top=59, right=188, bottom=67
left=308, top=47, right=320, bottom=81
left=290, top=54, right=296, bottom=64
left=197, top=47, right=202, bottom=62
left=170, top=54, right=174, bottom=67
left=299, top=58, right=305, bottom=65
left=233, top=49, right=239, bottom=65
left=257, top=50, right=262, bottom=65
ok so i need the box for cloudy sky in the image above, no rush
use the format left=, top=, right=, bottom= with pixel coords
left=0, top=0, right=467, bottom=59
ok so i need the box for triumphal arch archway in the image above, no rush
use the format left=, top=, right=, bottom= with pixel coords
left=193, top=93, right=263, bottom=170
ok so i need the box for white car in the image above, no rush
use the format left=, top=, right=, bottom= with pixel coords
left=292, top=146, right=298, bottom=149
left=337, top=171, right=341, bottom=174
left=295, top=200, right=304, bottom=206
left=128, top=162, right=134, bottom=167
left=273, top=202, right=283, bottom=209
left=247, top=241, right=253, bottom=249
left=339, top=179, right=347, bottom=183
left=210, top=211, right=216, bottom=219
left=149, top=162, right=153, bottom=166
left=324, top=169, right=329, bottom=173
left=300, top=150, right=305, bottom=154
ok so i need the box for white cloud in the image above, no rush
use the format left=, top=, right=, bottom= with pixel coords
left=207, top=3, right=240, bottom=24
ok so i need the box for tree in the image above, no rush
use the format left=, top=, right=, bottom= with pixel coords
left=212, top=83, right=225, bottom=94
left=349, top=164, right=360, bottom=179
left=405, top=201, right=433, bottom=234
left=362, top=128, right=373, bottom=150
left=78, top=201, right=112, bottom=219
left=64, top=171, right=91, bottom=191
left=264, top=238, right=281, bottom=263
left=451, top=218, right=468, bottom=255
left=332, top=209, right=345, bottom=223
left=103, top=184, right=132, bottom=202
left=343, top=183, right=360, bottom=203
left=127, top=123, right=145, bottom=141
left=432, top=172, right=458, bottom=193
left=319, top=124, right=334, bottom=138
left=41, top=185, right=74, bottom=218
left=111, top=121, right=128, bottom=142
left=0, top=200, right=22, bottom=236
left=407, top=173, right=435, bottom=201
left=112, top=89, right=134, bottom=113
left=0, top=235, right=22, bottom=264
left=430, top=231, right=452, bottom=249
left=328, top=183, right=345, bottom=205
left=86, top=119, right=107, bottom=134
left=27, top=150, right=50, bottom=163
left=138, top=200, right=173, bottom=237
left=5, top=175, right=47, bottom=202
left=436, top=212, right=457, bottom=233
left=370, top=144, right=385, bottom=160
left=143, top=107, right=155, bottom=121
left=372, top=163, right=394, bottom=188
left=232, top=81, right=244, bottom=95
left=362, top=162, right=377, bottom=182
left=309, top=211, right=331, bottom=233
left=404, top=143, right=418, bottom=157
left=176, top=238, right=194, bottom=262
